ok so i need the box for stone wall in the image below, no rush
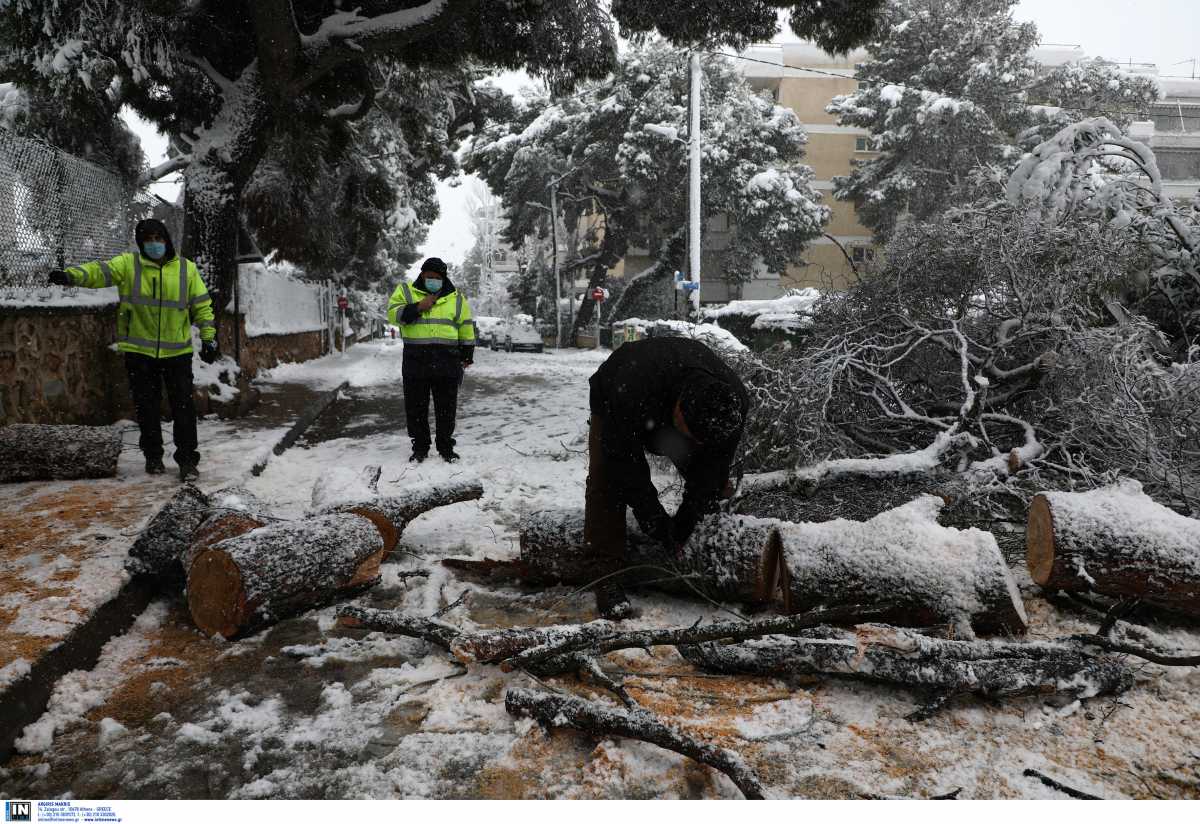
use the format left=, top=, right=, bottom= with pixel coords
left=217, top=315, right=329, bottom=379
left=0, top=304, right=131, bottom=426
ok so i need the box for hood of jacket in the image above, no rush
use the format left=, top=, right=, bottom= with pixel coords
left=135, top=218, right=177, bottom=262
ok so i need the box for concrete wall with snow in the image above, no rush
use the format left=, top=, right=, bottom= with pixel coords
left=230, top=264, right=326, bottom=339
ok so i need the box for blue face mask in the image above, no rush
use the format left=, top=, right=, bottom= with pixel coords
left=143, top=241, right=166, bottom=259
left=424, top=278, right=443, bottom=293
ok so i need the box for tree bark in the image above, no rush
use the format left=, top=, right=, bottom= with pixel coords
left=314, top=477, right=484, bottom=556
left=127, top=484, right=211, bottom=580
left=679, top=624, right=1133, bottom=715
left=514, top=509, right=780, bottom=605
left=505, top=687, right=766, bottom=799
left=776, top=496, right=1027, bottom=637
left=183, top=486, right=273, bottom=574
left=1027, top=481, right=1200, bottom=616
left=0, top=424, right=122, bottom=483
left=187, top=512, right=384, bottom=639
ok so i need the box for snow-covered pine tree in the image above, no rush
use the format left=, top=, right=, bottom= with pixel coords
left=466, top=46, right=829, bottom=339
left=828, top=0, right=1157, bottom=241
left=0, top=1, right=884, bottom=315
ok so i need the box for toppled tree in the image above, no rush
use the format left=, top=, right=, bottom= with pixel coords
left=827, top=0, right=1157, bottom=241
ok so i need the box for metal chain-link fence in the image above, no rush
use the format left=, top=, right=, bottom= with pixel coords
left=0, top=126, right=164, bottom=297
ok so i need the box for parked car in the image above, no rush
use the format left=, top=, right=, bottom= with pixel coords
left=489, top=319, right=508, bottom=351
left=499, top=319, right=544, bottom=353
left=474, top=316, right=503, bottom=348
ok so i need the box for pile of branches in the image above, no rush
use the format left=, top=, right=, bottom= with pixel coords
left=730, top=204, right=1200, bottom=512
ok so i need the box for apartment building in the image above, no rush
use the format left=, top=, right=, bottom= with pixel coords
left=739, top=42, right=876, bottom=291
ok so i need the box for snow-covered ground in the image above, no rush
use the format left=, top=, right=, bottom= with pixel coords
left=3, top=339, right=1200, bottom=799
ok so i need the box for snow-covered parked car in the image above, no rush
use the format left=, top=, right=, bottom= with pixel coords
left=498, top=319, right=544, bottom=353
left=473, top=316, right=503, bottom=348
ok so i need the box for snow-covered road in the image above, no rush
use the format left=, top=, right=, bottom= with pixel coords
left=3, top=340, right=1200, bottom=799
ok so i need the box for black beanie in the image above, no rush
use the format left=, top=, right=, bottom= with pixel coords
left=421, top=257, right=448, bottom=276
left=679, top=378, right=744, bottom=444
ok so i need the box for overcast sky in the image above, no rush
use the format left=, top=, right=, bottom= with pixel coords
left=125, top=1, right=1199, bottom=273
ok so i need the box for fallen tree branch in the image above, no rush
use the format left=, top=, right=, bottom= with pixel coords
left=1068, top=634, right=1200, bottom=667
left=337, top=604, right=460, bottom=649
left=679, top=624, right=1133, bottom=718
left=505, top=687, right=766, bottom=799
left=501, top=604, right=890, bottom=673
left=1022, top=768, right=1102, bottom=800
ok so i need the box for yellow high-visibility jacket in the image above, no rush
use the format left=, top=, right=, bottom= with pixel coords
left=387, top=281, right=476, bottom=350
left=66, top=252, right=215, bottom=359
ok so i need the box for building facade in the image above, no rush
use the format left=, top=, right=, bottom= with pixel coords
left=739, top=42, right=876, bottom=291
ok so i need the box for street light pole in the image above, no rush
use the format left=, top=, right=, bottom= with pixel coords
left=549, top=181, right=561, bottom=349
left=688, top=50, right=702, bottom=317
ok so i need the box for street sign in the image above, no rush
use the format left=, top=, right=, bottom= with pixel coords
left=591, top=287, right=607, bottom=302
left=337, top=296, right=348, bottom=310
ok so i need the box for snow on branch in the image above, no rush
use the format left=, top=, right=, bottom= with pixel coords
left=138, top=153, right=193, bottom=186
left=300, top=1, right=448, bottom=49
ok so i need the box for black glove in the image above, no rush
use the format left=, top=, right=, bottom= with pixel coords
left=641, top=513, right=676, bottom=552
left=199, top=340, right=220, bottom=364
left=48, top=270, right=72, bottom=286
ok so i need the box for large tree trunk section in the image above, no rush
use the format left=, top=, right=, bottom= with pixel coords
left=314, top=477, right=485, bottom=556
left=1027, top=481, right=1200, bottom=616
left=679, top=624, right=1133, bottom=715
left=186, top=513, right=384, bottom=639
left=183, top=486, right=272, bottom=574
left=505, top=687, right=766, bottom=799
left=126, top=485, right=211, bottom=580
left=777, top=496, right=1027, bottom=637
left=0, top=424, right=122, bottom=483
left=515, top=509, right=779, bottom=605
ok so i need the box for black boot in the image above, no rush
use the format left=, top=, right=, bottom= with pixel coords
left=178, top=462, right=199, bottom=482
left=439, top=449, right=461, bottom=463
left=594, top=580, right=635, bottom=620
left=409, top=450, right=429, bottom=463
left=145, top=456, right=166, bottom=475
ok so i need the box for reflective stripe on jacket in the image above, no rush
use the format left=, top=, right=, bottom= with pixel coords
left=67, top=252, right=216, bottom=359
left=387, top=281, right=476, bottom=346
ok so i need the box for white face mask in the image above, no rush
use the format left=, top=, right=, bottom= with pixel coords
left=424, top=278, right=443, bottom=293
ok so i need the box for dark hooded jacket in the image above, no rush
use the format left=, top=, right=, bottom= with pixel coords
left=135, top=218, right=177, bottom=262
left=589, top=336, right=750, bottom=541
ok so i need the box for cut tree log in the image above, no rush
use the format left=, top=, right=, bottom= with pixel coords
left=126, top=484, right=210, bottom=580
left=679, top=624, right=1132, bottom=717
left=450, top=498, right=1025, bottom=636
left=501, top=509, right=780, bottom=605
left=187, top=512, right=384, bottom=639
left=505, top=687, right=766, bottom=799
left=314, top=477, right=485, bottom=556
left=1027, top=480, right=1200, bottom=617
left=183, top=487, right=273, bottom=574
left=0, top=424, right=122, bottom=483
left=776, top=495, right=1027, bottom=636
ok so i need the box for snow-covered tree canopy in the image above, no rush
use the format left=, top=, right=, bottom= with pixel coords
left=1008, top=118, right=1200, bottom=356
left=827, top=0, right=1158, bottom=241
left=465, top=46, right=829, bottom=335
left=0, top=1, right=884, bottom=306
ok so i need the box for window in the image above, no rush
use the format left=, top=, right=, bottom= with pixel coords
left=854, top=137, right=871, bottom=152
left=851, top=246, right=876, bottom=263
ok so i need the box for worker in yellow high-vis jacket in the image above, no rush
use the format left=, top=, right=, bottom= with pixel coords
left=386, top=257, right=475, bottom=463
left=48, top=218, right=218, bottom=482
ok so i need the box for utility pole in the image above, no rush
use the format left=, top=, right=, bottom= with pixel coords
left=549, top=182, right=561, bottom=349
left=687, top=50, right=702, bottom=317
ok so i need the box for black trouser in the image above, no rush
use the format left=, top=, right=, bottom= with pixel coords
left=125, top=352, right=199, bottom=466
left=403, top=371, right=461, bottom=455
left=583, top=413, right=627, bottom=572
